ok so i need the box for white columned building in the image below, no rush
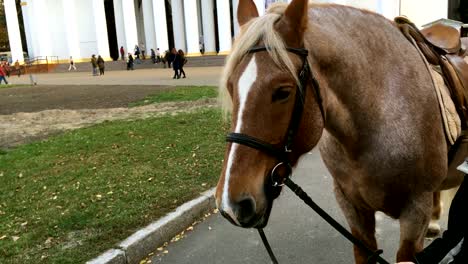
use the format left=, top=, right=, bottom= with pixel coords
left=4, top=0, right=24, bottom=63
left=152, top=0, right=169, bottom=52
left=121, top=0, right=139, bottom=55
left=62, top=0, right=81, bottom=60
left=183, top=0, right=201, bottom=56
left=216, top=0, right=232, bottom=55
left=172, top=0, right=187, bottom=52
left=142, top=0, right=157, bottom=52
left=201, top=0, right=217, bottom=55
left=6, top=0, right=456, bottom=64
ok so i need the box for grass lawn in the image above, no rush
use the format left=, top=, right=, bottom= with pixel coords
left=129, top=86, right=217, bottom=107
left=0, top=84, right=28, bottom=89
left=0, top=108, right=227, bottom=263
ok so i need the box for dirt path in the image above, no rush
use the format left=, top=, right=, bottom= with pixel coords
left=0, top=85, right=176, bottom=114
left=0, top=85, right=218, bottom=149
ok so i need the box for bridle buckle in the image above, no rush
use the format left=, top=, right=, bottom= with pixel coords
left=270, top=162, right=292, bottom=187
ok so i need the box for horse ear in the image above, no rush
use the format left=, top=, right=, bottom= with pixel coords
left=237, top=0, right=259, bottom=27
left=277, top=0, right=309, bottom=45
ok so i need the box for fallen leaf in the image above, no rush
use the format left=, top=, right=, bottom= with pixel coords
left=12, top=236, right=20, bottom=242
left=163, top=250, right=169, bottom=254
left=0, top=235, right=7, bottom=240
left=157, top=247, right=163, bottom=251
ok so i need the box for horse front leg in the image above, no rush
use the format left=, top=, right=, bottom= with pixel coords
left=397, top=192, right=432, bottom=262
left=333, top=181, right=378, bottom=264
left=427, top=191, right=442, bottom=237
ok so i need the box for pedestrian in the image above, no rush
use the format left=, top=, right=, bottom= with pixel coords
left=150, top=48, right=156, bottom=64
left=120, top=46, right=125, bottom=61
left=127, top=53, right=134, bottom=70
left=5, top=61, right=10, bottom=78
left=199, top=41, right=205, bottom=54
left=140, top=43, right=146, bottom=60
left=97, top=55, right=105, bottom=75
left=397, top=160, right=467, bottom=264
left=14, top=60, right=21, bottom=77
left=156, top=48, right=161, bottom=63
left=134, top=45, right=140, bottom=60
left=0, top=62, right=9, bottom=84
left=169, top=48, right=177, bottom=68
left=178, top=49, right=187, bottom=78
left=172, top=49, right=181, bottom=79
left=68, top=56, right=77, bottom=71
left=91, top=54, right=98, bottom=76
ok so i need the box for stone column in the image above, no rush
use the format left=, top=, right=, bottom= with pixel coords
left=62, top=0, right=81, bottom=60
left=216, top=0, right=232, bottom=55
left=142, top=0, right=157, bottom=52
left=4, top=0, right=24, bottom=63
left=253, top=0, right=265, bottom=16
left=183, top=0, right=201, bottom=56
left=121, top=0, right=139, bottom=55
left=21, top=0, right=34, bottom=59
left=113, top=0, right=127, bottom=57
left=232, top=0, right=240, bottom=37
left=171, top=0, right=186, bottom=51
left=201, top=0, right=216, bottom=55
left=32, top=0, right=52, bottom=57
left=152, top=0, right=169, bottom=52
left=92, top=0, right=110, bottom=58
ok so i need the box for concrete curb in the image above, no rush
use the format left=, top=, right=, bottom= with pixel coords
left=86, top=188, right=216, bottom=264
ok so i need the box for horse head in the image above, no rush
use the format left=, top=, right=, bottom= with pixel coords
left=215, top=0, right=324, bottom=228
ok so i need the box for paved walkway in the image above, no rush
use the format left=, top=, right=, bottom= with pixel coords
left=150, top=150, right=454, bottom=264
left=9, top=66, right=223, bottom=86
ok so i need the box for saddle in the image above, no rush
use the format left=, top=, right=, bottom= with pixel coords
left=395, top=17, right=468, bottom=126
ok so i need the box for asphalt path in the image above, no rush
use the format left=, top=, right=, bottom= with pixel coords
left=150, top=150, right=450, bottom=264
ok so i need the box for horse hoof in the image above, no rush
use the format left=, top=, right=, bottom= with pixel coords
left=426, top=220, right=441, bottom=237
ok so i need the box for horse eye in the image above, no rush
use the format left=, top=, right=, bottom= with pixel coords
left=272, top=88, right=291, bottom=102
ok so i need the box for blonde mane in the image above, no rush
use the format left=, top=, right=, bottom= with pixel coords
left=219, top=3, right=303, bottom=118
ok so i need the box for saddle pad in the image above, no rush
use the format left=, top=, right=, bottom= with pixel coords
left=430, top=66, right=461, bottom=145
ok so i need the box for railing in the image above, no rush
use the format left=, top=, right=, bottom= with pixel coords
left=25, top=56, right=59, bottom=66
left=23, top=56, right=59, bottom=74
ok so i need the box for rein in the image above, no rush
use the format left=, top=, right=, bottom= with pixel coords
left=225, top=46, right=390, bottom=264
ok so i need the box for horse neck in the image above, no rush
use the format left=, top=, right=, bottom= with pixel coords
left=305, top=5, right=430, bottom=146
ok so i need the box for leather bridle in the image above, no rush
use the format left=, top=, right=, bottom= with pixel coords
left=223, top=46, right=390, bottom=264
left=226, top=46, right=324, bottom=192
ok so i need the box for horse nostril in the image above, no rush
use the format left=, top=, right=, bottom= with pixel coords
left=234, top=196, right=256, bottom=225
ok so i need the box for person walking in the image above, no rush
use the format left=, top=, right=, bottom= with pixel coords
left=68, top=56, right=77, bottom=71
left=91, top=54, right=98, bottom=76
left=150, top=49, right=156, bottom=64
left=178, top=49, right=187, bottom=78
left=14, top=60, right=21, bottom=77
left=140, top=43, right=146, bottom=60
left=127, top=53, right=134, bottom=70
left=120, top=46, right=125, bottom=61
left=0, top=62, right=9, bottom=84
left=156, top=48, right=161, bottom=63
left=172, top=49, right=181, bottom=79
left=5, top=61, right=10, bottom=78
left=97, top=55, right=105, bottom=75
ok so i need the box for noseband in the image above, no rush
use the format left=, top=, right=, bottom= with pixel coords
left=226, top=46, right=324, bottom=189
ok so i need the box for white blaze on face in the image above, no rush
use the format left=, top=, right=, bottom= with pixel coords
left=222, top=56, right=258, bottom=223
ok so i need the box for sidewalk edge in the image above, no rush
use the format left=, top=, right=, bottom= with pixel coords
left=86, top=188, right=216, bottom=264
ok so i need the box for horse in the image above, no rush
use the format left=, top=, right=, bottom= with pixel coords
left=214, top=0, right=465, bottom=263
